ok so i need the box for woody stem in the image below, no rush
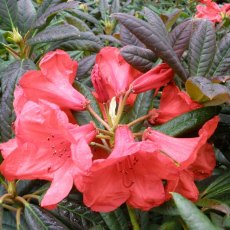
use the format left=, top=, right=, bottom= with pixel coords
left=127, top=205, right=140, bottom=230
left=87, top=105, right=110, bottom=131
left=127, top=114, right=151, bottom=127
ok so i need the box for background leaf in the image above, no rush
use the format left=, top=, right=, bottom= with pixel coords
left=186, top=77, right=230, bottom=106
left=75, top=81, right=104, bottom=129
left=120, top=45, right=156, bottom=72
left=122, top=90, right=154, bottom=132
left=0, top=60, right=36, bottom=142
left=172, top=193, right=217, bottom=230
left=208, top=33, right=230, bottom=77
left=114, top=13, right=188, bottom=81
left=33, top=1, right=78, bottom=29
left=170, top=19, right=195, bottom=58
left=77, top=54, right=96, bottom=79
left=120, top=25, right=145, bottom=47
left=17, top=0, right=36, bottom=35
left=24, top=203, right=69, bottom=229
left=0, top=0, right=18, bottom=30
left=188, top=20, right=216, bottom=77
left=153, top=106, right=221, bottom=137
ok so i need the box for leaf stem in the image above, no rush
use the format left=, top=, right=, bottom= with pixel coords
left=16, top=207, right=22, bottom=230
left=2, top=204, right=17, bottom=212
left=0, top=194, right=13, bottom=204
left=97, top=128, right=113, bottom=136
left=96, top=134, right=111, bottom=140
left=127, top=204, right=140, bottom=230
left=127, top=114, right=150, bottom=127
left=23, top=194, right=40, bottom=201
left=87, top=105, right=110, bottom=130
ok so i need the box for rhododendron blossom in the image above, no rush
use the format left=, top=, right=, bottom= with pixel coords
left=0, top=100, right=96, bottom=209
left=91, top=47, right=141, bottom=103
left=79, top=126, right=180, bottom=212
left=144, top=116, right=218, bottom=169
left=131, top=63, right=174, bottom=94
left=165, top=116, right=219, bottom=201
left=196, top=1, right=230, bottom=22
left=149, top=83, right=202, bottom=124
left=18, top=50, right=89, bottom=111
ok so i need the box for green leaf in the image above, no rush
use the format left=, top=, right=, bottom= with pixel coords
left=170, top=19, right=195, bottom=58
left=54, top=197, right=105, bottom=229
left=27, top=24, right=80, bottom=45
left=196, top=198, right=230, bottom=215
left=122, top=90, right=154, bottom=132
left=120, top=25, right=145, bottom=47
left=186, top=76, right=230, bottom=106
left=33, top=1, right=78, bottom=29
left=114, top=13, right=188, bottom=81
left=208, top=33, right=230, bottom=77
left=49, top=32, right=102, bottom=52
left=75, top=81, right=104, bottom=129
left=201, top=171, right=230, bottom=203
left=99, top=0, right=109, bottom=19
left=17, top=0, right=36, bottom=35
left=77, top=54, right=96, bottom=79
left=111, top=0, right=120, bottom=14
left=100, top=208, right=128, bottom=230
left=172, top=193, right=217, bottom=230
left=0, top=60, right=36, bottom=142
left=69, top=9, right=99, bottom=27
left=24, top=203, right=69, bottom=229
left=2, top=210, right=16, bottom=230
left=120, top=45, right=156, bottom=72
left=164, top=9, right=181, bottom=31
left=98, top=34, right=121, bottom=45
left=36, top=0, right=63, bottom=19
left=0, top=0, right=18, bottom=30
left=152, top=200, right=179, bottom=216
left=65, top=15, right=91, bottom=31
left=143, top=7, right=170, bottom=42
left=188, top=20, right=216, bottom=77
left=153, top=106, right=221, bottom=137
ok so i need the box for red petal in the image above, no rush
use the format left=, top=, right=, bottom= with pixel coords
left=131, top=63, right=174, bottom=94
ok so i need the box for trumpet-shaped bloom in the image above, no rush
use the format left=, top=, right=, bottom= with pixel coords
left=91, top=47, right=141, bottom=103
left=148, top=83, right=201, bottom=124
left=131, top=63, right=174, bottom=94
left=164, top=117, right=219, bottom=201
left=18, top=50, right=89, bottom=111
left=0, top=101, right=96, bottom=209
left=143, top=116, right=219, bottom=168
left=195, top=1, right=222, bottom=22
left=79, top=126, right=179, bottom=212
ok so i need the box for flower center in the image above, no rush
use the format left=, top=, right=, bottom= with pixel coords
left=117, top=155, right=139, bottom=188
left=46, top=134, right=71, bottom=172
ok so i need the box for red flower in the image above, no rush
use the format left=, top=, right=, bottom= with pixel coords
left=195, top=1, right=222, bottom=22
left=0, top=101, right=96, bottom=209
left=131, top=63, right=174, bottom=94
left=164, top=116, right=219, bottom=201
left=91, top=47, right=141, bottom=103
left=148, top=83, right=201, bottom=124
left=143, top=116, right=218, bottom=169
left=18, top=50, right=89, bottom=111
left=221, top=4, right=230, bottom=18
left=79, top=126, right=179, bottom=212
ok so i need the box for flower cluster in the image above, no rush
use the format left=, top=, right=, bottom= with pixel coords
left=0, top=48, right=219, bottom=212
left=196, top=0, right=230, bottom=23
